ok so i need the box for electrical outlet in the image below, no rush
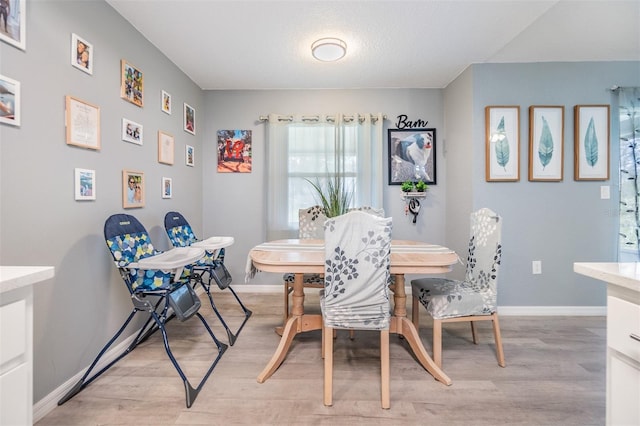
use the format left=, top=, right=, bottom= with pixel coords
left=532, top=260, right=542, bottom=275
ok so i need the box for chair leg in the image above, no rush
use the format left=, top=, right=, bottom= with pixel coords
left=491, top=313, right=506, bottom=367
left=470, top=321, right=478, bottom=344
left=433, top=318, right=443, bottom=369
left=380, top=329, right=390, bottom=409
left=324, top=325, right=334, bottom=406
left=412, top=295, right=420, bottom=330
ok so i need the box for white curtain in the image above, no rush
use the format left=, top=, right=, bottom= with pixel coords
left=266, top=112, right=385, bottom=240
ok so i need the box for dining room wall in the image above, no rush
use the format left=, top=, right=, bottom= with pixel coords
left=0, top=0, right=204, bottom=404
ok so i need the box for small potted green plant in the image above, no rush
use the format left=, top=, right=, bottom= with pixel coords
left=415, top=180, right=428, bottom=192
left=401, top=180, right=414, bottom=193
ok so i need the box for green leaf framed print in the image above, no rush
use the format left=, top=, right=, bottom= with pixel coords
left=485, top=106, right=520, bottom=181
left=574, top=105, right=610, bottom=181
left=529, top=106, right=564, bottom=181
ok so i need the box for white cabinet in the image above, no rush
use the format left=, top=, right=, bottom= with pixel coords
left=574, top=263, right=640, bottom=426
left=0, top=266, right=54, bottom=426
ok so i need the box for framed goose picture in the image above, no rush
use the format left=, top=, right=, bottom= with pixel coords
left=574, top=105, right=610, bottom=181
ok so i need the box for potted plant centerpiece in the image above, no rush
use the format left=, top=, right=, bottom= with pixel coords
left=306, top=174, right=353, bottom=218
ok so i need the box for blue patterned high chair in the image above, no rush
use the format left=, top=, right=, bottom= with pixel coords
left=58, top=214, right=228, bottom=408
left=164, top=211, right=252, bottom=346
left=320, top=210, right=393, bottom=409
left=411, top=207, right=505, bottom=369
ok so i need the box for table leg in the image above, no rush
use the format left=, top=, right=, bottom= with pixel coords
left=257, top=315, right=299, bottom=383
left=390, top=274, right=452, bottom=386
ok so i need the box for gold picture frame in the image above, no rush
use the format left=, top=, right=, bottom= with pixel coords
left=485, top=106, right=519, bottom=181
left=528, top=106, right=564, bottom=182
left=574, top=104, right=610, bottom=181
left=158, top=130, right=175, bottom=165
left=122, top=169, right=145, bottom=208
left=65, top=95, right=100, bottom=150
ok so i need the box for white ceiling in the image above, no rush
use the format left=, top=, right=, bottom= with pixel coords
left=106, top=0, right=640, bottom=90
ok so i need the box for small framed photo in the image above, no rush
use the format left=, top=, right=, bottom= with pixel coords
left=162, top=177, right=172, bottom=199
left=71, top=33, right=93, bottom=75
left=0, top=74, right=20, bottom=127
left=121, top=118, right=143, bottom=145
left=186, top=145, right=195, bottom=167
left=485, top=106, right=520, bottom=182
left=184, top=102, right=195, bottom=135
left=529, top=106, right=564, bottom=181
left=0, top=0, right=25, bottom=50
left=66, top=95, right=100, bottom=150
left=161, top=90, right=171, bottom=114
left=158, top=130, right=174, bottom=165
left=388, top=128, right=436, bottom=185
left=74, top=168, right=96, bottom=201
left=120, top=59, right=143, bottom=107
left=574, top=104, right=610, bottom=181
left=122, top=170, right=145, bottom=208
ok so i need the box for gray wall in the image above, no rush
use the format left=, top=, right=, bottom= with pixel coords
left=0, top=1, right=203, bottom=401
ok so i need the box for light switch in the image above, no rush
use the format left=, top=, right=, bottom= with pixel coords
left=601, top=185, right=610, bottom=199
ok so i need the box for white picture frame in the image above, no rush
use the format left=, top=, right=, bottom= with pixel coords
left=74, top=168, right=96, bottom=200
left=0, top=0, right=26, bottom=50
left=162, top=177, right=172, bottom=199
left=71, top=33, right=93, bottom=75
left=161, top=90, right=171, bottom=114
left=184, top=102, right=195, bottom=135
left=121, top=118, right=143, bottom=145
left=186, top=145, right=195, bottom=166
left=0, top=74, right=20, bottom=127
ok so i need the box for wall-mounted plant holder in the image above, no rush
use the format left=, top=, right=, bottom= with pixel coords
left=401, top=191, right=426, bottom=223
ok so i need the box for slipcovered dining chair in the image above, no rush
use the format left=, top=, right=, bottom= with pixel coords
left=411, top=207, right=505, bottom=369
left=320, top=210, right=393, bottom=409
left=58, top=214, right=227, bottom=408
left=164, top=211, right=252, bottom=346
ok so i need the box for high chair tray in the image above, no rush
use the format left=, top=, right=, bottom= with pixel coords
left=133, top=247, right=205, bottom=270
left=192, top=236, right=235, bottom=250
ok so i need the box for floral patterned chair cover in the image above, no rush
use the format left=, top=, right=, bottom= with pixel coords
left=164, top=211, right=252, bottom=346
left=411, top=207, right=505, bottom=368
left=320, top=210, right=393, bottom=408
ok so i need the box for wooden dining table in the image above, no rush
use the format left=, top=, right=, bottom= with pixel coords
left=246, top=239, right=459, bottom=385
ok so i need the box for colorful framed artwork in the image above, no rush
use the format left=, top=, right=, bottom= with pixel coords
left=71, top=33, right=93, bottom=75
left=184, top=102, right=195, bottom=135
left=574, top=104, right=610, bottom=181
left=74, top=168, right=96, bottom=201
left=122, top=169, right=145, bottom=208
left=388, top=128, right=436, bottom=185
left=162, top=177, right=172, bottom=199
left=528, top=106, right=564, bottom=182
left=485, top=106, right=520, bottom=182
left=121, top=118, right=143, bottom=145
left=65, top=95, right=100, bottom=150
left=120, top=59, right=143, bottom=107
left=217, top=129, right=252, bottom=173
left=0, top=0, right=25, bottom=50
left=186, top=145, right=195, bottom=166
left=158, top=130, right=174, bottom=165
left=161, top=90, right=171, bottom=114
left=0, top=74, right=20, bottom=127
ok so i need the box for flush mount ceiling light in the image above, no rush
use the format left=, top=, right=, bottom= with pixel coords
left=311, top=38, right=347, bottom=62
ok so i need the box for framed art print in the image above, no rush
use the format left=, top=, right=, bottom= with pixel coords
left=122, top=118, right=143, bottom=145
left=0, top=0, right=25, bottom=50
left=122, top=169, right=145, bottom=208
left=71, top=33, right=93, bottom=75
left=162, top=177, right=172, bottom=199
left=120, top=59, right=143, bottom=107
left=184, top=103, right=195, bottom=135
left=74, top=168, right=96, bottom=200
left=574, top=104, right=610, bottom=181
left=529, top=106, right=564, bottom=181
left=388, top=128, right=436, bottom=185
left=161, top=90, right=171, bottom=114
left=65, top=95, right=100, bottom=150
left=158, top=130, right=174, bottom=165
left=217, top=129, right=253, bottom=173
left=485, top=106, right=520, bottom=181
left=186, top=145, right=194, bottom=166
left=0, top=74, right=20, bottom=126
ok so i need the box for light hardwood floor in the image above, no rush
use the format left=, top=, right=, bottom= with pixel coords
left=37, top=290, right=606, bottom=425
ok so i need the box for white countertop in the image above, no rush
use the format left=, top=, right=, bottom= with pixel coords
left=574, top=262, right=640, bottom=294
left=0, top=266, right=55, bottom=294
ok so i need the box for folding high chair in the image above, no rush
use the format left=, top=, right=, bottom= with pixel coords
left=58, top=214, right=228, bottom=408
left=164, top=211, right=252, bottom=346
